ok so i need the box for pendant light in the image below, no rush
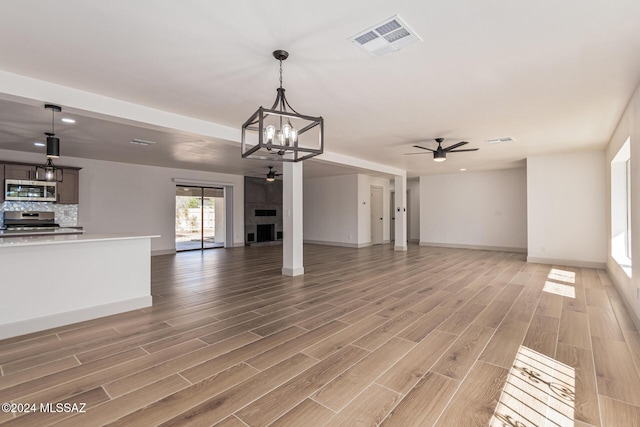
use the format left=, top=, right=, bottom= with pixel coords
left=241, top=50, right=324, bottom=162
left=35, top=104, right=63, bottom=182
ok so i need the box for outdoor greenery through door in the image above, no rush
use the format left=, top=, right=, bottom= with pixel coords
left=175, top=186, right=225, bottom=251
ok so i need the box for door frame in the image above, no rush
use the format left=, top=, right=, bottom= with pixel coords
left=175, top=185, right=225, bottom=252
left=370, top=185, right=384, bottom=245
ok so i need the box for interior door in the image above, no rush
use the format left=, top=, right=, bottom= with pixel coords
left=371, top=186, right=383, bottom=245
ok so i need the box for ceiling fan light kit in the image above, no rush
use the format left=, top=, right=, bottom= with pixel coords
left=241, top=50, right=324, bottom=162
left=265, top=166, right=281, bottom=182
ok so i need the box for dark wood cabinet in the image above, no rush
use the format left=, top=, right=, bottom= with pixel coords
left=56, top=169, right=79, bottom=204
left=4, top=164, right=36, bottom=180
left=1, top=161, right=80, bottom=204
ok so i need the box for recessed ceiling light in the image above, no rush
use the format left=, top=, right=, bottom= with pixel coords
left=129, top=139, right=156, bottom=146
left=34, top=141, right=46, bottom=147
left=60, top=118, right=76, bottom=124
left=460, top=168, right=467, bottom=171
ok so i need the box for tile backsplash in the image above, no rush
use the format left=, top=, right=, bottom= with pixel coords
left=0, top=202, right=78, bottom=227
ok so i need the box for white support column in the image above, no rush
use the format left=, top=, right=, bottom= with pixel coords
left=394, top=174, right=408, bottom=251
left=223, top=186, right=234, bottom=248
left=282, top=161, right=304, bottom=276
left=214, top=197, right=225, bottom=245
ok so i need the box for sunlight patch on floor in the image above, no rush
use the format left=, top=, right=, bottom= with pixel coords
left=490, top=346, right=575, bottom=427
left=548, top=269, right=576, bottom=284
left=543, top=281, right=576, bottom=299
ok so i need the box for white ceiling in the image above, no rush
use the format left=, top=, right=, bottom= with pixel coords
left=0, top=1, right=639, bottom=178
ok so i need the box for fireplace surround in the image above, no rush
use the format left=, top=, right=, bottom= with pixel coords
left=244, top=176, right=283, bottom=244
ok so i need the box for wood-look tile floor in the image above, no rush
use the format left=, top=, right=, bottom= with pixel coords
left=1, top=244, right=640, bottom=426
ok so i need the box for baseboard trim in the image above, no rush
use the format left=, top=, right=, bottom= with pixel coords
left=233, top=242, right=245, bottom=248
left=152, top=249, right=176, bottom=256
left=304, top=240, right=371, bottom=248
left=527, top=256, right=606, bottom=269
left=394, top=245, right=408, bottom=252
left=419, top=242, right=527, bottom=253
left=282, top=267, right=304, bottom=276
left=0, top=296, right=152, bottom=340
left=606, top=260, right=640, bottom=332
left=408, top=238, right=420, bottom=243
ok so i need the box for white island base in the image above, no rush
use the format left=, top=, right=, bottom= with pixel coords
left=0, top=234, right=158, bottom=340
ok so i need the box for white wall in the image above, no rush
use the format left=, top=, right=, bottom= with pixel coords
left=303, top=173, right=391, bottom=247
left=0, top=149, right=245, bottom=253
left=606, top=82, right=640, bottom=324
left=303, top=174, right=358, bottom=246
left=527, top=151, right=606, bottom=266
left=419, top=168, right=527, bottom=251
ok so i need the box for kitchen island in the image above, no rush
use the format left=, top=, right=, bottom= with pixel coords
left=0, top=233, right=158, bottom=339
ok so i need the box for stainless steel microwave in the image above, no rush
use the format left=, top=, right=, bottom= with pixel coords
left=5, top=179, right=57, bottom=202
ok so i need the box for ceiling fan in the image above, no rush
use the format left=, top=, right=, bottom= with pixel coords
left=265, top=166, right=282, bottom=182
left=406, top=138, right=479, bottom=162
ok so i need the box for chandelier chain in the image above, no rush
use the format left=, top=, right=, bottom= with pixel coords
left=279, top=59, right=283, bottom=89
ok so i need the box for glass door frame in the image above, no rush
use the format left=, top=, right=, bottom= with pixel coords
left=175, top=185, right=224, bottom=252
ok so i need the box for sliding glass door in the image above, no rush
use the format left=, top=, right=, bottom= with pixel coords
left=175, top=186, right=225, bottom=251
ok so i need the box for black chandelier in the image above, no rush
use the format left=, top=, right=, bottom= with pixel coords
left=241, top=50, right=323, bottom=162
left=35, top=104, right=63, bottom=182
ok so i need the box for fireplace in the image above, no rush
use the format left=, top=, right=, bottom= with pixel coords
left=256, top=224, right=275, bottom=242
left=244, top=176, right=283, bottom=246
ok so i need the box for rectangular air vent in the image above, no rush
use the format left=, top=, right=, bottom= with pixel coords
left=130, top=139, right=156, bottom=146
left=349, top=15, right=422, bottom=57
left=487, top=137, right=516, bottom=144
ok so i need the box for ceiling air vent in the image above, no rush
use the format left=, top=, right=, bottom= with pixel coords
left=129, top=139, right=156, bottom=146
left=349, top=15, right=422, bottom=57
left=487, top=137, right=515, bottom=144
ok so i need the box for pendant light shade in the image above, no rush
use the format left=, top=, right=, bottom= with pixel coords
left=46, top=133, right=60, bottom=158
left=241, top=50, right=324, bottom=162
left=39, top=158, right=62, bottom=181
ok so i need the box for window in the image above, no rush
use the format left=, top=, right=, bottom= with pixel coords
left=611, top=137, right=632, bottom=276
left=627, top=157, right=632, bottom=259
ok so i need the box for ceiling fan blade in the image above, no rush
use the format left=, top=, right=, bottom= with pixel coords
left=412, top=145, right=436, bottom=152
left=449, top=148, right=479, bottom=152
left=404, top=152, right=431, bottom=155
left=443, top=141, right=469, bottom=151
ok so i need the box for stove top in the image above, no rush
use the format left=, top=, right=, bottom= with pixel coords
left=3, top=211, right=59, bottom=231
left=3, top=225, right=61, bottom=231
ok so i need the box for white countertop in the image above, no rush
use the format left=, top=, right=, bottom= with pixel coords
left=0, top=233, right=160, bottom=247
